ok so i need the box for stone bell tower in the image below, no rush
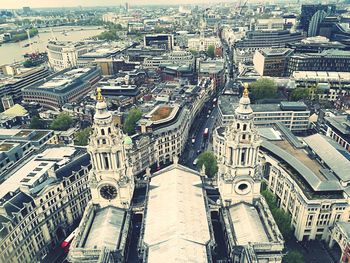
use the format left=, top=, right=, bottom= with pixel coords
left=87, top=88, right=134, bottom=208
left=217, top=84, right=262, bottom=205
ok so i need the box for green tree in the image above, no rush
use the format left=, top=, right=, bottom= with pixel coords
left=250, top=78, right=278, bottom=101
left=95, top=23, right=123, bottom=41
left=283, top=250, right=305, bottom=263
left=74, top=128, right=92, bottom=146
left=123, top=108, right=142, bottom=135
left=49, top=113, right=74, bottom=131
left=261, top=189, right=294, bottom=240
left=29, top=116, right=45, bottom=129
left=291, top=88, right=309, bottom=101
left=207, top=45, right=215, bottom=58
left=196, top=151, right=218, bottom=178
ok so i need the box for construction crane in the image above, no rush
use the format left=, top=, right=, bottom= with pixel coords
left=239, top=0, right=248, bottom=15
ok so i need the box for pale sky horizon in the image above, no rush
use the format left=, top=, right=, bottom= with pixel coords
left=1, top=0, right=233, bottom=9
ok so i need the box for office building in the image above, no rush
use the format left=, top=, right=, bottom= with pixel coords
left=129, top=79, right=213, bottom=175
left=290, top=71, right=350, bottom=102
left=260, top=130, right=350, bottom=243
left=126, top=47, right=165, bottom=62
left=22, top=67, right=101, bottom=110
left=318, top=111, right=350, bottom=154
left=0, top=66, right=50, bottom=103
left=0, top=104, right=30, bottom=129
left=187, top=36, right=221, bottom=52
left=143, top=50, right=194, bottom=70
left=213, top=86, right=284, bottom=262
left=218, top=95, right=310, bottom=132
left=287, top=50, right=350, bottom=75
left=47, top=41, right=89, bottom=72
left=300, top=4, right=336, bottom=32
left=234, top=30, right=304, bottom=63
left=144, top=34, right=174, bottom=50
left=253, top=48, right=293, bottom=77
left=0, top=128, right=56, bottom=175
left=318, top=19, right=350, bottom=45
left=96, top=58, right=140, bottom=76
left=198, top=60, right=225, bottom=90
left=76, top=46, right=125, bottom=68
left=286, top=36, right=349, bottom=54
left=308, top=10, right=328, bottom=37
left=254, top=18, right=285, bottom=31
left=0, top=146, right=91, bottom=263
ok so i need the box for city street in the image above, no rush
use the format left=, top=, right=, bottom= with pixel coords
left=181, top=98, right=219, bottom=169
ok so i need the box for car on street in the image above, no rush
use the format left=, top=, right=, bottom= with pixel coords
left=193, top=158, right=198, bottom=165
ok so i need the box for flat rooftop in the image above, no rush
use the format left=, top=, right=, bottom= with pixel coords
left=38, top=68, right=91, bottom=90
left=304, top=134, right=350, bottom=183
left=325, top=115, right=350, bottom=135
left=260, top=48, right=292, bottom=57
left=219, top=96, right=308, bottom=116
left=293, top=71, right=350, bottom=81
left=0, top=147, right=77, bottom=199
left=83, top=206, right=126, bottom=250
left=229, top=203, right=269, bottom=245
left=0, top=142, right=17, bottom=152
left=199, top=60, right=224, bottom=74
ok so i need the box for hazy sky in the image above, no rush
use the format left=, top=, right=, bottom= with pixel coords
left=2, top=0, right=220, bottom=9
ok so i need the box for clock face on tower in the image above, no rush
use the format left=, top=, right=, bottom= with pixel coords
left=100, top=184, right=118, bottom=200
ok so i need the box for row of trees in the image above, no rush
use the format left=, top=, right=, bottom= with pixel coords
left=29, top=113, right=74, bottom=131
left=261, top=188, right=305, bottom=263
left=28, top=107, right=143, bottom=146
left=247, top=78, right=327, bottom=103
left=6, top=28, right=38, bottom=42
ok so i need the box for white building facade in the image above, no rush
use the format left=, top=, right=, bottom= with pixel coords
left=47, top=41, right=89, bottom=72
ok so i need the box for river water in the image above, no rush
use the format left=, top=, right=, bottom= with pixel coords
left=0, top=26, right=104, bottom=65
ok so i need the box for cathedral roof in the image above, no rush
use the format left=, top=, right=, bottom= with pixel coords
left=143, top=164, right=212, bottom=262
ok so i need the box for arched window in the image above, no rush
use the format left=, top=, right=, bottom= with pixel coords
left=237, top=123, right=240, bottom=129
left=102, top=139, right=106, bottom=144
left=108, top=127, right=111, bottom=134
left=243, top=124, right=247, bottom=131
left=101, top=129, right=105, bottom=135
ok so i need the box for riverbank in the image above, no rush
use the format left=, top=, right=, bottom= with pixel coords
left=0, top=26, right=104, bottom=64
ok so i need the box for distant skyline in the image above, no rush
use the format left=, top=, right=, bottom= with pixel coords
left=2, top=0, right=233, bottom=9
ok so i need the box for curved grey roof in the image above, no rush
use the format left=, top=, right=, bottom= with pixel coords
left=303, top=134, right=350, bottom=183
left=261, top=140, right=342, bottom=192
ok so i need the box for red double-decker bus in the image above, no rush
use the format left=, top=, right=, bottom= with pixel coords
left=61, top=228, right=77, bottom=252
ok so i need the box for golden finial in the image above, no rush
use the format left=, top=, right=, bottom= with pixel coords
left=96, top=87, right=104, bottom=102
left=243, top=83, right=249, bottom=98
